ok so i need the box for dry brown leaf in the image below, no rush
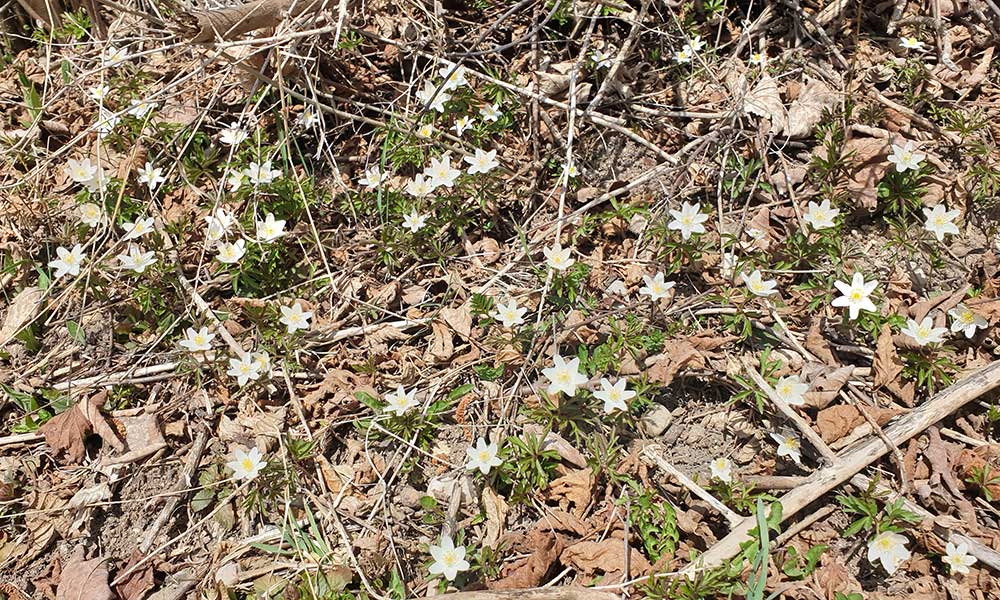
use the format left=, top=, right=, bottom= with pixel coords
left=427, top=320, right=454, bottom=362
left=804, top=319, right=837, bottom=366
left=785, top=77, right=838, bottom=138
left=57, top=549, right=113, bottom=600
left=302, top=368, right=372, bottom=411
left=115, top=550, right=155, bottom=600
left=873, top=324, right=904, bottom=389
left=440, top=303, right=472, bottom=340
left=647, top=332, right=735, bottom=386
left=816, top=404, right=862, bottom=443
left=523, top=423, right=587, bottom=467
left=39, top=392, right=123, bottom=464
left=843, top=136, right=891, bottom=210
left=560, top=538, right=652, bottom=579
left=119, top=414, right=166, bottom=454
left=544, top=467, right=593, bottom=517
left=0, top=286, right=44, bottom=347
left=802, top=364, right=853, bottom=409
left=744, top=72, right=785, bottom=133
left=481, top=486, right=508, bottom=549
left=534, top=509, right=592, bottom=537
left=488, top=529, right=562, bottom=589
left=811, top=558, right=863, bottom=599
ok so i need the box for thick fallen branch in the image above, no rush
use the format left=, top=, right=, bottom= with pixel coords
left=687, top=359, right=1000, bottom=571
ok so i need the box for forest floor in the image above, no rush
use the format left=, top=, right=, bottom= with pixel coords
left=3, top=0, right=1000, bottom=599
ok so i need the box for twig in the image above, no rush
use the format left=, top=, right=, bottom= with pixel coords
left=138, top=428, right=210, bottom=554
left=687, top=358, right=1000, bottom=571
left=642, top=445, right=744, bottom=527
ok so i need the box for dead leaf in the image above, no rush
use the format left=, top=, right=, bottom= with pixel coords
left=744, top=72, right=785, bottom=133
left=647, top=332, right=735, bottom=386
left=523, top=423, right=587, bottom=467
left=482, top=486, right=508, bottom=549
left=816, top=404, right=863, bottom=443
left=873, top=325, right=915, bottom=405
left=842, top=136, right=892, bottom=210
left=440, top=303, right=472, bottom=340
left=40, top=392, right=123, bottom=463
left=115, top=550, right=155, bottom=600
left=544, top=468, right=593, bottom=517
left=119, top=414, right=166, bottom=454
left=57, top=548, right=113, bottom=600
left=0, top=286, right=44, bottom=347
left=560, top=538, right=652, bottom=579
left=534, top=509, right=592, bottom=537
left=802, top=364, right=853, bottom=409
left=488, top=529, right=561, bottom=589
left=784, top=78, right=838, bottom=138
left=804, top=319, right=837, bottom=365
left=426, top=320, right=454, bottom=362
left=811, top=558, right=863, bottom=599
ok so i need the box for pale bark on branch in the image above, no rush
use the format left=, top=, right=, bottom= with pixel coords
left=173, top=0, right=330, bottom=43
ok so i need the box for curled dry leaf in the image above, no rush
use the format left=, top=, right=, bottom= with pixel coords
left=560, top=537, right=652, bottom=580
left=487, top=528, right=562, bottom=589
left=816, top=404, right=864, bottom=443
left=802, top=364, right=853, bottom=409
left=481, top=486, right=508, bottom=549
left=804, top=318, right=837, bottom=366
left=784, top=77, right=838, bottom=138
left=743, top=72, right=785, bottom=134
left=544, top=467, right=593, bottom=517
left=56, top=548, right=113, bottom=600
left=873, top=324, right=915, bottom=406
left=842, top=136, right=892, bottom=210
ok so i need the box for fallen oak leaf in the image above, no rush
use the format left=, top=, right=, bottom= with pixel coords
left=57, top=547, right=113, bottom=600
left=487, top=529, right=563, bottom=589
left=802, top=364, right=853, bottom=409
left=816, top=404, right=863, bottom=443
left=543, top=467, right=593, bottom=517
left=560, top=538, right=652, bottom=580
left=40, top=391, right=123, bottom=464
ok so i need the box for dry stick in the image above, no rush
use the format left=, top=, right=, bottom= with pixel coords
left=773, top=505, right=836, bottom=546
left=687, top=358, right=1000, bottom=572
left=642, top=445, right=744, bottom=527
left=851, top=473, right=1000, bottom=571
left=432, top=591, right=618, bottom=600
left=585, top=0, right=649, bottom=112
left=741, top=356, right=839, bottom=463
left=845, top=384, right=910, bottom=495
left=139, top=428, right=210, bottom=554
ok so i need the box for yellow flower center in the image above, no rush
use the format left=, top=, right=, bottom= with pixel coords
left=441, top=550, right=456, bottom=566
left=478, top=450, right=490, bottom=461
left=241, top=458, right=254, bottom=471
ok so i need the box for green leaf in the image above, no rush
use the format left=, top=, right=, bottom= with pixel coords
left=191, top=488, right=215, bottom=512
left=446, top=383, right=475, bottom=402
left=66, top=320, right=86, bottom=344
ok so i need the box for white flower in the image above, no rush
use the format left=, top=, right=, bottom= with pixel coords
left=245, top=160, right=281, bottom=185
left=770, top=430, right=802, bottom=464
left=949, top=304, right=988, bottom=339
left=219, top=123, right=248, bottom=146
left=137, top=162, right=165, bottom=191
left=384, top=384, right=418, bottom=416
left=803, top=199, right=840, bottom=230
left=425, top=154, right=461, bottom=189
left=543, top=244, right=574, bottom=271
left=773, top=375, right=808, bottom=406
left=49, top=244, right=86, bottom=279
left=116, top=244, right=156, bottom=274
left=923, top=205, right=960, bottom=242
left=227, top=447, right=266, bottom=480
left=103, top=45, right=129, bottom=65
left=438, top=64, right=469, bottom=92
left=480, top=103, right=502, bottom=122
left=592, top=49, right=614, bottom=69
left=607, top=279, right=628, bottom=296
left=901, top=317, right=947, bottom=346
left=542, top=354, right=589, bottom=397
left=942, top=541, right=977, bottom=575
left=565, top=162, right=579, bottom=178
left=227, top=354, right=263, bottom=386
left=127, top=98, right=157, bottom=118
left=204, top=208, right=234, bottom=243
left=78, top=202, right=103, bottom=228
left=65, top=158, right=105, bottom=192
left=122, top=216, right=154, bottom=241
left=280, top=302, right=312, bottom=334
left=251, top=351, right=272, bottom=376
left=668, top=202, right=709, bottom=240
left=709, top=457, right=733, bottom=483
left=216, top=239, right=246, bottom=264
left=358, top=165, right=390, bottom=190
left=416, top=123, right=435, bottom=138
left=687, top=35, right=706, bottom=52
left=179, top=326, right=215, bottom=352
left=256, top=212, right=286, bottom=242
left=417, top=80, right=451, bottom=113
left=94, top=107, right=119, bottom=137
left=867, top=531, right=911, bottom=574
left=297, top=107, right=321, bottom=128
left=593, top=378, right=635, bottom=413
left=741, top=270, right=778, bottom=297
left=464, top=148, right=499, bottom=175
left=639, top=272, right=675, bottom=301
left=674, top=47, right=692, bottom=64
left=428, top=535, right=470, bottom=581
left=453, top=116, right=475, bottom=137
left=402, top=209, right=428, bottom=233
left=88, top=85, right=110, bottom=103
left=749, top=52, right=766, bottom=66
left=831, top=272, right=878, bottom=320
left=888, top=140, right=925, bottom=173
left=465, top=438, right=502, bottom=475
left=226, top=170, right=248, bottom=192
left=406, top=174, right=435, bottom=197
left=491, top=298, right=527, bottom=328
left=899, top=37, right=924, bottom=50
